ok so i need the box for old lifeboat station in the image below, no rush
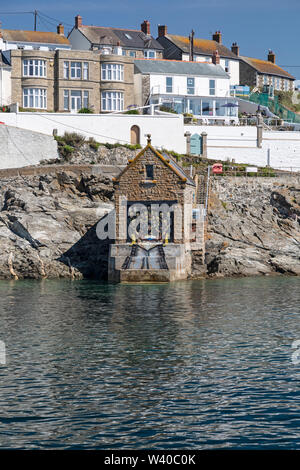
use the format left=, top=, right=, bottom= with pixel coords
left=108, top=135, right=206, bottom=282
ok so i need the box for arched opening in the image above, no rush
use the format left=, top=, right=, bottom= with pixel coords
left=130, top=125, right=140, bottom=145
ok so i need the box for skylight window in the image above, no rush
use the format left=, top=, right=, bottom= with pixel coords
left=125, top=33, right=132, bottom=40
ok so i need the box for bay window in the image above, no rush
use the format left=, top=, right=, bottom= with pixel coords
left=101, top=91, right=124, bottom=111
left=101, top=63, right=124, bottom=81
left=23, top=88, right=47, bottom=109
left=23, top=59, right=46, bottom=77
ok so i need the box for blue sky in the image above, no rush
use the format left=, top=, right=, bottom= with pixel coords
left=1, top=0, right=300, bottom=80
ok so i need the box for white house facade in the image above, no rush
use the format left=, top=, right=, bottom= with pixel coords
left=134, top=59, right=238, bottom=123
left=0, top=52, right=11, bottom=106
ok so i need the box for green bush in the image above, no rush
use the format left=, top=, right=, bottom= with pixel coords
left=124, top=109, right=139, bottom=114
left=62, top=132, right=85, bottom=147
left=159, top=105, right=178, bottom=114
left=78, top=107, right=94, bottom=114
left=88, top=137, right=101, bottom=150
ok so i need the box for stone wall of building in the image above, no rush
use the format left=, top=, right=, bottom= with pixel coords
left=114, top=146, right=195, bottom=243
left=9, top=49, right=135, bottom=113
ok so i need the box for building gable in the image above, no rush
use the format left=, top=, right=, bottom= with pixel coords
left=113, top=141, right=194, bottom=202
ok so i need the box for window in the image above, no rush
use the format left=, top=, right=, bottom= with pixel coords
left=64, top=90, right=89, bottom=111
left=145, top=164, right=154, bottom=179
left=187, top=77, right=195, bottom=94
left=284, top=80, right=289, bottom=91
left=83, top=62, right=89, bottom=80
left=166, top=77, right=173, bottom=93
left=63, top=61, right=69, bottom=79
left=70, top=62, right=82, bottom=79
left=83, top=90, right=89, bottom=108
left=129, top=51, right=136, bottom=58
left=263, top=75, right=268, bottom=85
left=101, top=91, right=124, bottom=111
left=101, top=63, right=124, bottom=81
left=209, top=79, right=216, bottom=95
left=225, top=59, right=230, bottom=73
left=23, top=88, right=47, bottom=109
left=144, top=50, right=156, bottom=59
left=202, top=100, right=214, bottom=116
left=276, top=78, right=280, bottom=90
left=64, top=90, right=69, bottom=110
left=23, top=59, right=46, bottom=77
left=125, top=33, right=132, bottom=40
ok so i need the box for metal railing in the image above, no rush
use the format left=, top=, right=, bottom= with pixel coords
left=212, top=166, right=300, bottom=177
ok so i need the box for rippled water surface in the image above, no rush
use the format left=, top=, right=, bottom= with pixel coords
left=0, top=277, right=299, bottom=449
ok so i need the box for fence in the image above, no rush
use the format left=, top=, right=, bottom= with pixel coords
left=212, top=165, right=300, bottom=177
left=250, top=93, right=300, bottom=124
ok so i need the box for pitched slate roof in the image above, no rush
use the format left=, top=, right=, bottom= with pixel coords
left=0, top=29, right=70, bottom=46
left=113, top=143, right=195, bottom=186
left=134, top=58, right=229, bottom=78
left=240, top=56, right=294, bottom=79
left=77, top=25, right=163, bottom=50
left=163, top=34, right=238, bottom=60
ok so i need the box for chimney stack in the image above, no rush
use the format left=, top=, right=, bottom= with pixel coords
left=158, top=25, right=167, bottom=37
left=212, top=30, right=222, bottom=44
left=57, top=23, right=64, bottom=35
left=75, top=15, right=82, bottom=29
left=212, top=50, right=220, bottom=65
left=268, top=50, right=275, bottom=64
left=141, top=20, right=151, bottom=35
left=189, top=29, right=194, bottom=61
left=231, top=42, right=239, bottom=56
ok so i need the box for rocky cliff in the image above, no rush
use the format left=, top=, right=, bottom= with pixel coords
left=0, top=168, right=114, bottom=280
left=0, top=168, right=299, bottom=280
left=205, top=176, right=300, bottom=277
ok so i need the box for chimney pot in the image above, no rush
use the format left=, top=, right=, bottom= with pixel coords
left=75, top=15, right=82, bottom=29
left=57, top=23, right=64, bottom=35
left=158, top=25, right=167, bottom=37
left=141, top=20, right=151, bottom=35
left=212, top=30, right=222, bottom=44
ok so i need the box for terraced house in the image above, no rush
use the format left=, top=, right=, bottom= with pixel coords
left=68, top=15, right=164, bottom=59
left=2, top=25, right=135, bottom=113
left=156, top=27, right=240, bottom=86
left=236, top=48, right=295, bottom=92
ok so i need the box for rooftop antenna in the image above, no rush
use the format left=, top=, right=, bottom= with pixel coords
left=34, top=9, right=37, bottom=31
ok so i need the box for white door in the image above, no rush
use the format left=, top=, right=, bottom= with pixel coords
left=71, top=91, right=81, bottom=112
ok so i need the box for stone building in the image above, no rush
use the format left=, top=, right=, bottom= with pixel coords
left=68, top=15, right=164, bottom=60
left=231, top=46, right=295, bottom=92
left=7, top=45, right=134, bottom=112
left=108, top=136, right=205, bottom=282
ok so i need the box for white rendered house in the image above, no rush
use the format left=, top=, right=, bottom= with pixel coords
left=134, top=56, right=238, bottom=123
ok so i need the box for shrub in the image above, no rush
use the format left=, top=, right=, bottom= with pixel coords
left=61, top=144, right=75, bottom=160
left=87, top=137, right=101, bottom=150
left=124, top=109, right=139, bottom=114
left=159, top=105, right=178, bottom=114
left=78, top=107, right=94, bottom=113
left=62, top=132, right=85, bottom=147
